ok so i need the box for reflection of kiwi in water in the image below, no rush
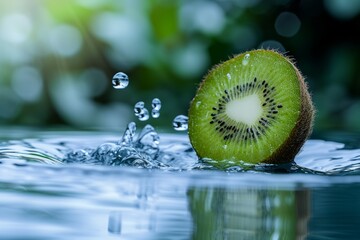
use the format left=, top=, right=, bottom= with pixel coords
left=187, top=187, right=310, bottom=240
left=188, top=49, right=314, bottom=165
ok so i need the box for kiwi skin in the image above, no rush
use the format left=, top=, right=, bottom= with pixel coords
left=263, top=55, right=314, bottom=164
left=188, top=49, right=314, bottom=165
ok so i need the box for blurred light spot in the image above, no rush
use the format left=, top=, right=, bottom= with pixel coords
left=223, top=26, right=258, bottom=51
left=48, top=25, right=83, bottom=57
left=91, top=13, right=150, bottom=66
left=180, top=1, right=225, bottom=35
left=76, top=0, right=107, bottom=8
left=324, top=0, right=360, bottom=19
left=11, top=66, right=43, bottom=102
left=0, top=87, right=22, bottom=120
left=0, top=13, right=32, bottom=44
left=259, top=40, right=285, bottom=52
left=274, top=12, right=301, bottom=37
left=50, top=74, right=131, bottom=129
left=171, top=42, right=209, bottom=78
left=78, top=68, right=107, bottom=97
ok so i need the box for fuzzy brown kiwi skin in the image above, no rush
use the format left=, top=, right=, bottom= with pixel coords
left=262, top=60, right=314, bottom=164
left=188, top=49, right=315, bottom=165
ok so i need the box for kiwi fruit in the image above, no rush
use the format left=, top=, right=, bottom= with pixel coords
left=188, top=49, right=314, bottom=166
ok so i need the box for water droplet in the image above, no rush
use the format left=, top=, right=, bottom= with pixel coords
left=173, top=115, right=188, bottom=131
left=112, top=72, right=129, bottom=89
left=196, top=101, right=201, bottom=108
left=151, top=109, right=160, bottom=118
left=134, top=101, right=145, bottom=116
left=120, top=122, right=137, bottom=146
left=138, top=108, right=149, bottom=121
left=226, top=73, right=231, bottom=80
left=242, top=53, right=250, bottom=66
left=151, top=98, right=161, bottom=111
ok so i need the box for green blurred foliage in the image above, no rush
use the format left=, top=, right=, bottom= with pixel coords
left=0, top=0, right=359, bottom=133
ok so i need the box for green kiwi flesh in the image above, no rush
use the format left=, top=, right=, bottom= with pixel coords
left=188, top=49, right=314, bottom=166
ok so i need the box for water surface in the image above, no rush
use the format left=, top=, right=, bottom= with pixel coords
left=0, top=129, right=359, bottom=239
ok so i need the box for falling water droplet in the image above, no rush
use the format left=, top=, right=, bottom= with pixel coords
left=134, top=101, right=145, bottom=117
left=151, top=98, right=161, bottom=118
left=151, top=109, right=160, bottom=118
left=112, top=72, right=129, bottom=89
left=242, top=53, right=250, bottom=66
left=173, top=115, right=188, bottom=131
left=151, top=98, right=161, bottom=111
left=138, top=108, right=149, bottom=121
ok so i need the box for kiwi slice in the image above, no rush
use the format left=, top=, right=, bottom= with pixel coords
left=188, top=49, right=314, bottom=166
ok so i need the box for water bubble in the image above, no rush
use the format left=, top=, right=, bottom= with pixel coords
left=134, top=101, right=145, bottom=117
left=138, top=108, right=149, bottom=121
left=120, top=122, right=137, bottom=146
left=112, top=72, right=129, bottom=89
left=151, top=109, right=160, bottom=118
left=242, top=53, right=250, bottom=66
left=226, top=73, right=231, bottom=80
left=151, top=98, right=161, bottom=111
left=173, top=115, right=188, bottom=131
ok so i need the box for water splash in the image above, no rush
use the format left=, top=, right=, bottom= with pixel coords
left=66, top=122, right=168, bottom=168
left=173, top=115, right=188, bottom=131
left=112, top=72, right=129, bottom=89
left=119, top=122, right=136, bottom=146
left=135, top=124, right=160, bottom=159
left=3, top=71, right=358, bottom=175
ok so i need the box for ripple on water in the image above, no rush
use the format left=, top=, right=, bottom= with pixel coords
left=1, top=131, right=360, bottom=239
left=0, top=131, right=360, bottom=176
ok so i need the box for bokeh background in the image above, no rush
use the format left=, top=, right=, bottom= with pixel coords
left=0, top=0, right=359, bottom=133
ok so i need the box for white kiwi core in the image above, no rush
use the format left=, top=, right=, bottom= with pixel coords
left=225, top=94, right=262, bottom=125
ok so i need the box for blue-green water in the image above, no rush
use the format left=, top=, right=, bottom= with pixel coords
left=0, top=130, right=360, bottom=239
